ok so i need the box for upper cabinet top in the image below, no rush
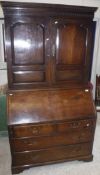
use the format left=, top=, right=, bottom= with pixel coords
left=1, top=1, right=97, bottom=19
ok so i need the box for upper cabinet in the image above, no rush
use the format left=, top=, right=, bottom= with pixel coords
left=1, top=2, right=97, bottom=90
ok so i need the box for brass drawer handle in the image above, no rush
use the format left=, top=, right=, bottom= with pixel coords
left=84, top=122, right=90, bottom=128
left=28, top=141, right=37, bottom=146
left=86, top=123, right=90, bottom=127
left=31, top=127, right=39, bottom=135
left=70, top=122, right=80, bottom=128
left=23, top=140, right=37, bottom=146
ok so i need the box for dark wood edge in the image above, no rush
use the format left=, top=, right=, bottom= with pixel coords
left=1, top=1, right=97, bottom=19
left=6, top=83, right=93, bottom=93
left=0, top=1, right=97, bottom=11
left=7, top=117, right=96, bottom=128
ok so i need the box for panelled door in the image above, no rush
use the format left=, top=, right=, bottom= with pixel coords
left=50, top=18, right=94, bottom=87
left=5, top=16, right=95, bottom=89
left=6, top=17, right=51, bottom=89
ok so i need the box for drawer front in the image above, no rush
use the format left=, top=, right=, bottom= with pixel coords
left=11, top=128, right=94, bottom=152
left=12, top=142, right=92, bottom=166
left=9, top=119, right=95, bottom=138
left=9, top=124, right=56, bottom=138
left=57, top=119, right=95, bottom=133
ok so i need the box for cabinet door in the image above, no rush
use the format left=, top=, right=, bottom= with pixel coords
left=51, top=19, right=94, bottom=87
left=5, top=17, right=50, bottom=89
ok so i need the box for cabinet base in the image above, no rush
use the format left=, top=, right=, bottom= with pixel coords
left=11, top=154, right=93, bottom=174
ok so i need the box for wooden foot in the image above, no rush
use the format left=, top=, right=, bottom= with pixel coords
left=79, top=155, right=93, bottom=162
left=12, top=167, right=24, bottom=174
left=12, top=164, right=34, bottom=174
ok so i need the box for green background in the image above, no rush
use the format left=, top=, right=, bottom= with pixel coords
left=0, top=95, right=7, bottom=131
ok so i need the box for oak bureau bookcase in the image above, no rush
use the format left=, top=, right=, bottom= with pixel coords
left=1, top=1, right=97, bottom=174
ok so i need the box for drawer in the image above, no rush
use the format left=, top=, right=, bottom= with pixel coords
left=9, top=119, right=95, bottom=138
left=57, top=119, right=95, bottom=133
left=11, top=128, right=94, bottom=152
left=9, top=123, right=56, bottom=138
left=12, top=142, right=92, bottom=166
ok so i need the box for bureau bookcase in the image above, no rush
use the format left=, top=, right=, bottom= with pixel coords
left=1, top=2, right=97, bottom=174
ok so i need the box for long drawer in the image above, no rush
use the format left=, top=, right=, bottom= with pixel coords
left=11, top=128, right=94, bottom=152
left=12, top=142, right=92, bottom=167
left=9, top=119, right=95, bottom=138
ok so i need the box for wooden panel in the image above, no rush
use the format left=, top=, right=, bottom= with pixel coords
left=11, top=128, right=93, bottom=151
left=56, top=70, right=82, bottom=81
left=13, top=71, right=45, bottom=83
left=12, top=143, right=92, bottom=166
left=12, top=22, right=45, bottom=65
left=51, top=20, right=94, bottom=86
left=7, top=89, right=96, bottom=125
left=55, top=23, right=87, bottom=65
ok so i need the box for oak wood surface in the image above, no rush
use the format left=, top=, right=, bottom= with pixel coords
left=12, top=142, right=92, bottom=166
left=1, top=2, right=96, bottom=90
left=11, top=128, right=94, bottom=151
left=7, top=89, right=96, bottom=125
